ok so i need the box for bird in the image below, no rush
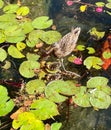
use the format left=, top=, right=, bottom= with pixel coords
left=46, top=27, right=81, bottom=77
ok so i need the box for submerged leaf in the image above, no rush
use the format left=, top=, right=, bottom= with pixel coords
left=32, top=16, right=53, bottom=29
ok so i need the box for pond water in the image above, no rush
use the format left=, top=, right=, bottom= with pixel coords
left=49, top=0, right=111, bottom=130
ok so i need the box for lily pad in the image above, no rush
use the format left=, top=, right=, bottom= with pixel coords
left=28, top=30, right=44, bottom=47
left=8, top=45, right=25, bottom=58
left=86, top=47, right=95, bottom=54
left=90, top=90, right=111, bottom=109
left=84, top=56, right=103, bottom=69
left=0, top=14, right=18, bottom=29
left=30, top=98, right=59, bottom=120
left=41, top=31, right=62, bottom=44
left=26, top=53, right=40, bottom=61
left=16, top=42, right=26, bottom=51
left=95, top=2, right=105, bottom=7
left=16, top=6, right=30, bottom=16
left=51, top=122, right=62, bottom=130
left=20, top=21, right=34, bottom=34
left=26, top=79, right=45, bottom=94
left=0, top=0, right=4, bottom=9
left=105, top=2, right=111, bottom=9
left=102, top=51, right=111, bottom=59
left=32, top=16, right=53, bottom=29
left=0, top=48, right=7, bottom=62
left=0, top=85, right=14, bottom=116
left=12, top=112, right=44, bottom=130
left=45, top=80, right=80, bottom=103
left=3, top=4, right=19, bottom=13
left=5, top=25, right=25, bottom=43
left=19, top=60, right=40, bottom=78
left=87, top=76, right=109, bottom=88
left=0, top=30, right=5, bottom=43
left=76, top=45, right=85, bottom=51
left=72, top=86, right=91, bottom=107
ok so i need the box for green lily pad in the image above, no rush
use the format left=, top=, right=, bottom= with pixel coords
left=3, top=4, right=19, bottom=13
left=105, top=2, right=111, bottom=9
left=68, top=55, right=77, bottom=62
left=86, top=47, right=95, bottom=54
left=90, top=90, right=111, bottom=109
left=19, top=60, right=40, bottom=78
left=5, top=25, right=25, bottom=43
left=26, top=53, right=40, bottom=61
left=95, top=2, right=105, bottom=7
left=76, top=45, right=85, bottom=51
left=0, top=48, right=7, bottom=62
left=84, top=56, right=103, bottom=69
left=30, top=98, right=59, bottom=120
left=28, top=30, right=44, bottom=47
left=87, top=76, right=109, bottom=88
left=0, top=14, right=18, bottom=29
left=41, top=31, right=62, bottom=44
left=0, top=85, right=14, bottom=116
left=32, top=16, right=53, bottom=29
left=72, top=86, right=91, bottom=107
left=8, top=45, right=25, bottom=58
left=12, top=112, right=44, bottom=130
left=102, top=51, right=111, bottom=59
left=0, top=30, right=5, bottom=43
left=45, top=80, right=80, bottom=103
left=20, top=21, right=34, bottom=34
left=26, top=79, right=45, bottom=94
left=0, top=0, right=4, bottom=9
left=51, top=122, right=62, bottom=130
left=16, top=6, right=30, bottom=16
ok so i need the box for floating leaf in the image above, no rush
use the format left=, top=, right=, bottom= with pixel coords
left=68, top=55, right=77, bottom=62
left=51, top=122, right=62, bottom=130
left=102, top=51, right=111, bottom=59
left=0, top=48, right=7, bottom=62
left=12, top=112, right=44, bottom=130
left=84, top=56, right=103, bottom=69
left=0, top=85, right=14, bottom=116
left=19, top=60, right=40, bottom=78
left=76, top=45, right=85, bottom=51
left=3, top=4, right=19, bottom=13
left=0, top=14, right=18, bottom=29
left=30, top=98, right=59, bottom=120
left=105, top=10, right=111, bottom=15
left=16, top=42, right=26, bottom=51
left=26, top=79, right=45, bottom=94
left=32, top=16, right=53, bottom=29
left=80, top=5, right=87, bottom=12
left=90, top=90, right=111, bottom=109
left=95, top=2, right=105, bottom=7
left=87, top=76, right=109, bottom=88
left=26, top=53, right=40, bottom=61
left=86, top=47, right=95, bottom=54
left=45, top=80, right=80, bottom=103
left=89, top=27, right=105, bottom=40
left=1, top=60, right=11, bottom=69
left=0, top=30, right=5, bottom=43
left=20, top=21, right=33, bottom=34
left=105, top=2, right=111, bottom=9
left=28, top=30, right=44, bottom=47
left=72, top=86, right=91, bottom=107
left=16, top=6, right=30, bottom=16
left=4, top=25, right=25, bottom=43
left=8, top=45, right=25, bottom=58
left=41, top=31, right=62, bottom=44
left=0, top=0, right=4, bottom=9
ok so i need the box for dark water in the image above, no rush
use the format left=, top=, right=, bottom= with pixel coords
left=49, top=0, right=111, bottom=130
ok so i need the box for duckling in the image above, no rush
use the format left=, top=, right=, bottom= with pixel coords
left=47, top=27, right=81, bottom=77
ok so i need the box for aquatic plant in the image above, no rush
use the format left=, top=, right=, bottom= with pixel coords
left=0, top=1, right=111, bottom=130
